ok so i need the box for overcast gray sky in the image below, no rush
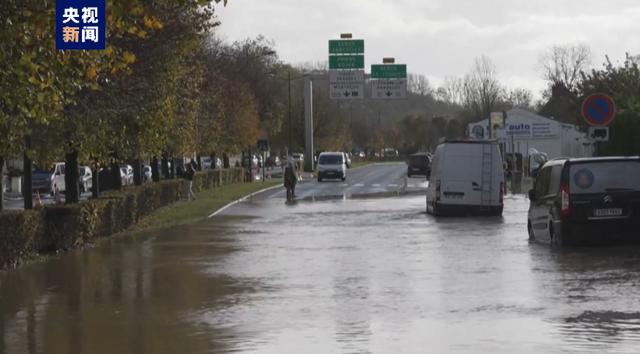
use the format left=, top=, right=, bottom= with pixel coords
left=215, top=0, right=640, bottom=98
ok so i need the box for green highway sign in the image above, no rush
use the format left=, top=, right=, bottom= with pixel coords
left=329, top=39, right=365, bottom=54
left=329, top=55, right=365, bottom=69
left=371, top=64, right=407, bottom=79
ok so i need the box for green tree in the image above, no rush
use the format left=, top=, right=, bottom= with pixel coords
left=578, top=54, right=640, bottom=155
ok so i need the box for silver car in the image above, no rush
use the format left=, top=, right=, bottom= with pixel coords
left=78, top=166, right=93, bottom=193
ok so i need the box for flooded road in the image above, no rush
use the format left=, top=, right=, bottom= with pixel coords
left=2, top=187, right=640, bottom=352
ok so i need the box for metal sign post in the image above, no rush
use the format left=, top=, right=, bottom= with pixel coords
left=304, top=78, right=314, bottom=172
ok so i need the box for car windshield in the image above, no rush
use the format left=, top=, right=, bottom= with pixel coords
left=32, top=165, right=47, bottom=173
left=319, top=155, right=343, bottom=165
left=570, top=161, right=640, bottom=194
left=409, top=156, right=427, bottom=167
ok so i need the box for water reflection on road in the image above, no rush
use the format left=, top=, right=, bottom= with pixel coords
left=2, top=194, right=640, bottom=353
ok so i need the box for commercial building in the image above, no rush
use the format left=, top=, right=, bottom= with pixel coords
left=467, top=108, right=594, bottom=159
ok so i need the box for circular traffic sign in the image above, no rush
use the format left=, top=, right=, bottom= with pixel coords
left=581, top=93, right=616, bottom=126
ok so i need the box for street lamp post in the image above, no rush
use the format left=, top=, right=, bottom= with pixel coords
left=288, top=70, right=292, bottom=155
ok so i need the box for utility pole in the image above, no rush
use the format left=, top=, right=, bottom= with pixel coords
left=304, top=77, right=314, bottom=172
left=288, top=70, right=292, bottom=155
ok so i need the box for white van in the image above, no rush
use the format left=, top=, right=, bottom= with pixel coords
left=426, top=140, right=504, bottom=216
left=317, top=152, right=346, bottom=182
left=50, top=162, right=66, bottom=195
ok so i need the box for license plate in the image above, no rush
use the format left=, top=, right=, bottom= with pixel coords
left=593, top=208, right=623, bottom=217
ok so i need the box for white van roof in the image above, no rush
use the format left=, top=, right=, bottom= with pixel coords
left=440, top=139, right=498, bottom=145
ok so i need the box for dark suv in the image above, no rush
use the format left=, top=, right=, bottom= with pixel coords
left=407, top=153, right=431, bottom=178
left=527, top=157, right=640, bottom=246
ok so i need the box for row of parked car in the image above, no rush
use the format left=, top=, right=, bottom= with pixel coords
left=416, top=139, right=640, bottom=246
left=32, top=162, right=155, bottom=195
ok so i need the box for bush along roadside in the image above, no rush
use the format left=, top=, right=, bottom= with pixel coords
left=0, top=168, right=245, bottom=269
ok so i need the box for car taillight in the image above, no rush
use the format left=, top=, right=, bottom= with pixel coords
left=561, top=183, right=570, bottom=218
left=436, top=180, right=441, bottom=202
left=499, top=182, right=504, bottom=204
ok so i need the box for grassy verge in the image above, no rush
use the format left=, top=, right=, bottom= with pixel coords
left=134, top=180, right=280, bottom=232
left=350, top=161, right=374, bottom=169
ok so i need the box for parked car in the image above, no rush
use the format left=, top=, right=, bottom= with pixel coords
left=317, top=152, right=346, bottom=182
left=32, top=164, right=54, bottom=194
left=120, top=165, right=134, bottom=186
left=78, top=166, right=93, bottom=193
left=143, top=165, right=153, bottom=182
left=426, top=140, right=504, bottom=216
left=407, top=153, right=431, bottom=178
left=343, top=152, right=352, bottom=168
left=45, top=162, right=66, bottom=196
left=527, top=156, right=640, bottom=246
left=383, top=148, right=399, bottom=157
left=242, top=155, right=260, bottom=168
left=266, top=156, right=281, bottom=167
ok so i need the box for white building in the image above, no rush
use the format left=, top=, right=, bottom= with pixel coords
left=467, top=108, right=594, bottom=159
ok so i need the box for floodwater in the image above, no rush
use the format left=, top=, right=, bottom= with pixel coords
left=2, top=194, right=640, bottom=353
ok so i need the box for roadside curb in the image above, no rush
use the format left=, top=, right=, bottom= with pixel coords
left=208, top=184, right=282, bottom=218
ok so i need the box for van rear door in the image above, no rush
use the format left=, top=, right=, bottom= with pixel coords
left=568, top=160, right=640, bottom=223
left=440, top=144, right=483, bottom=205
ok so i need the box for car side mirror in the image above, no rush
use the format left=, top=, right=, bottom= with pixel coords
left=528, top=189, right=536, bottom=201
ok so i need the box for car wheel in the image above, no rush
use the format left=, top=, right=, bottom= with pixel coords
left=317, top=176, right=323, bottom=182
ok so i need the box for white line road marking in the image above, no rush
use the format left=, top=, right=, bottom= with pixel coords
left=388, top=184, right=399, bottom=187
left=372, top=184, right=381, bottom=187
left=354, top=183, right=364, bottom=187
left=208, top=184, right=281, bottom=218
left=341, top=184, right=348, bottom=187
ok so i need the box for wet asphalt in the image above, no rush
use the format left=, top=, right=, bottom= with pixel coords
left=1, top=163, right=640, bottom=353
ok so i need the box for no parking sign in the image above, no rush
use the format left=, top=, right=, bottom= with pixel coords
left=581, top=93, right=616, bottom=127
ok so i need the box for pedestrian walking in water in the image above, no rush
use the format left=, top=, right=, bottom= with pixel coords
left=284, top=157, right=298, bottom=201
left=185, top=162, right=196, bottom=201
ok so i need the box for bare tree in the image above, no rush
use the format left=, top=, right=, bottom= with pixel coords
left=504, top=88, right=533, bottom=109
left=407, top=73, right=432, bottom=96
left=436, top=76, right=465, bottom=105
left=463, top=56, right=502, bottom=119
left=539, top=44, right=591, bottom=93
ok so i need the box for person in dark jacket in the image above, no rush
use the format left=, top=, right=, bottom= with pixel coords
left=185, top=162, right=196, bottom=201
left=284, top=158, right=298, bottom=201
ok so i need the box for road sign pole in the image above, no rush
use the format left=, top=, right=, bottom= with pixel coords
left=304, top=78, right=314, bottom=173
left=288, top=70, right=292, bottom=155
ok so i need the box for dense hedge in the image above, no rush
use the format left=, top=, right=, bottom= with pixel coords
left=0, top=168, right=245, bottom=268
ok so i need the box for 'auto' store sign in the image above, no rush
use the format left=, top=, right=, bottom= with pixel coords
left=506, top=122, right=558, bottom=139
